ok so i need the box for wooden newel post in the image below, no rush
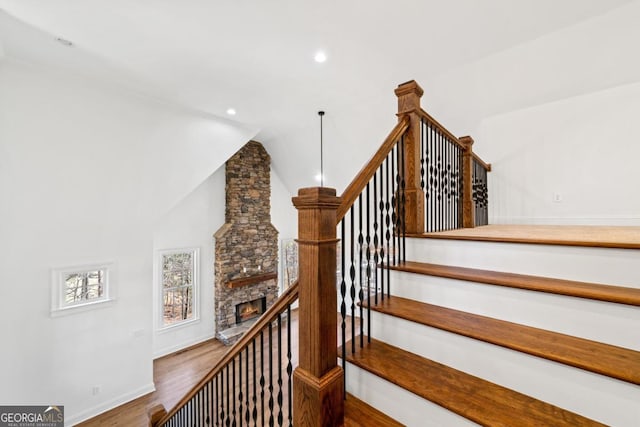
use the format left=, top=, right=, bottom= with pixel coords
left=148, top=404, right=167, bottom=427
left=395, top=80, right=425, bottom=235
left=460, top=135, right=475, bottom=228
left=292, top=187, right=344, bottom=426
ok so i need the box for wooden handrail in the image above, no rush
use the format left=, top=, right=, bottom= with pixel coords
left=472, top=152, right=492, bottom=172
left=337, top=116, right=410, bottom=221
left=419, top=108, right=465, bottom=149
left=153, top=281, right=300, bottom=426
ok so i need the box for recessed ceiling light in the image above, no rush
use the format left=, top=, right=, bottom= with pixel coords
left=226, top=108, right=236, bottom=116
left=314, top=51, right=327, bottom=63
left=55, top=37, right=74, bottom=47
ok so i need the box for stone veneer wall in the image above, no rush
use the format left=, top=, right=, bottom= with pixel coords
left=214, top=141, right=278, bottom=343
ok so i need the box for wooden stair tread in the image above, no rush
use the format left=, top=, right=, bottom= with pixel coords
left=368, top=295, right=640, bottom=385
left=390, top=261, right=640, bottom=306
left=409, top=224, right=640, bottom=249
left=344, top=393, right=403, bottom=426
left=343, top=338, right=604, bottom=427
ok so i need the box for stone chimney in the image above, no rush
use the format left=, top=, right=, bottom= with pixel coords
left=213, top=141, right=278, bottom=344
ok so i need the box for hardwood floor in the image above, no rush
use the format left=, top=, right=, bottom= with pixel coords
left=77, top=338, right=229, bottom=426
left=77, top=312, right=364, bottom=426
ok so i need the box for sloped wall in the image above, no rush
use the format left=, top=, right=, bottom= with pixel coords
left=0, top=58, right=256, bottom=424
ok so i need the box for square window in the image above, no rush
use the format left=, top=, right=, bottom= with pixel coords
left=51, top=263, right=114, bottom=316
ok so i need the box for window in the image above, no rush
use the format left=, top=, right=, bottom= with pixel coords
left=51, top=263, right=114, bottom=316
left=159, top=248, right=198, bottom=328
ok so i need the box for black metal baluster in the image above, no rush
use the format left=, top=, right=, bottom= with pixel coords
left=439, top=131, right=444, bottom=232
left=365, top=183, right=371, bottom=342
left=385, top=156, right=391, bottom=298
left=232, top=359, right=236, bottom=427
left=378, top=166, right=385, bottom=302
left=286, top=306, right=293, bottom=427
left=245, top=347, right=250, bottom=425
left=401, top=135, right=406, bottom=264
left=340, top=219, right=347, bottom=380
left=447, top=136, right=451, bottom=230
left=420, top=118, right=426, bottom=230
left=215, top=374, right=219, bottom=427
left=357, top=193, right=364, bottom=348
left=340, top=218, right=347, bottom=390
left=268, top=324, right=274, bottom=427
left=430, top=124, right=435, bottom=232
left=226, top=365, right=230, bottom=427
left=349, top=208, right=356, bottom=353
left=252, top=339, right=258, bottom=425
left=238, top=354, right=243, bottom=427
left=391, top=146, right=396, bottom=265
left=206, top=380, right=211, bottom=426
left=220, top=371, right=226, bottom=427
left=260, top=331, right=265, bottom=427
left=373, top=172, right=379, bottom=307
left=277, top=314, right=283, bottom=426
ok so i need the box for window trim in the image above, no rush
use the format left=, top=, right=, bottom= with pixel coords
left=51, top=262, right=115, bottom=317
left=157, top=247, right=200, bottom=331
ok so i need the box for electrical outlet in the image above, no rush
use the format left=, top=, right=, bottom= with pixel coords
left=92, top=386, right=101, bottom=396
left=553, top=193, right=563, bottom=203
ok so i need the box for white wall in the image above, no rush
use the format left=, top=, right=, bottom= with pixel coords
left=0, top=58, right=256, bottom=424
left=480, top=82, right=640, bottom=225
left=152, top=169, right=225, bottom=358
left=151, top=164, right=298, bottom=358
left=418, top=1, right=640, bottom=225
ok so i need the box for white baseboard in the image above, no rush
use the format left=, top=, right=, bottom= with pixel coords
left=67, top=382, right=155, bottom=426
left=153, top=332, right=217, bottom=359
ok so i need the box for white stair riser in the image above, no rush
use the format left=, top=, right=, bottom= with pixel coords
left=388, top=270, right=640, bottom=350
left=344, top=362, right=478, bottom=427
left=368, top=313, right=640, bottom=427
left=405, top=238, right=640, bottom=287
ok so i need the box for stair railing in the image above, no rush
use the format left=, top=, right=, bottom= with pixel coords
left=149, top=283, right=299, bottom=427
left=148, top=80, right=491, bottom=427
left=336, top=115, right=410, bottom=378
left=335, top=80, right=492, bottom=412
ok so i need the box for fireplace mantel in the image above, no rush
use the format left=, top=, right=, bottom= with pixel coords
left=225, top=272, right=277, bottom=289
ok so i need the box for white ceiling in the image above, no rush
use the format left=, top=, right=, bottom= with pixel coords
left=0, top=0, right=634, bottom=192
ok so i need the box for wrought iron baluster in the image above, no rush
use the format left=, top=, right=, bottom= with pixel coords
left=260, top=331, right=265, bottom=427
left=401, top=135, right=406, bottom=264
left=373, top=173, right=379, bottom=307
left=277, top=314, right=283, bottom=427
left=349, top=208, right=356, bottom=353
left=268, top=324, right=274, bottom=427
left=286, top=306, right=293, bottom=427
left=245, top=347, right=250, bottom=425
left=358, top=193, right=364, bottom=348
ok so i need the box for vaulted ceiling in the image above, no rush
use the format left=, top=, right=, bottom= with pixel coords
left=0, top=0, right=635, bottom=192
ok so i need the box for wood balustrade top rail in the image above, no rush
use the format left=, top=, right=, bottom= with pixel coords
left=154, top=281, right=300, bottom=426
left=472, top=152, right=492, bottom=172
left=337, top=116, right=410, bottom=221
left=419, top=108, right=465, bottom=149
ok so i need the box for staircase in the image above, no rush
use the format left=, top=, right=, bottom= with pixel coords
left=341, top=231, right=640, bottom=426
left=149, top=80, right=639, bottom=427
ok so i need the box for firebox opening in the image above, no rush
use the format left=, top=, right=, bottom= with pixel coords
left=235, top=297, right=267, bottom=324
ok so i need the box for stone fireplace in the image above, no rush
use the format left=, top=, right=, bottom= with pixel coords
left=214, top=141, right=278, bottom=345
